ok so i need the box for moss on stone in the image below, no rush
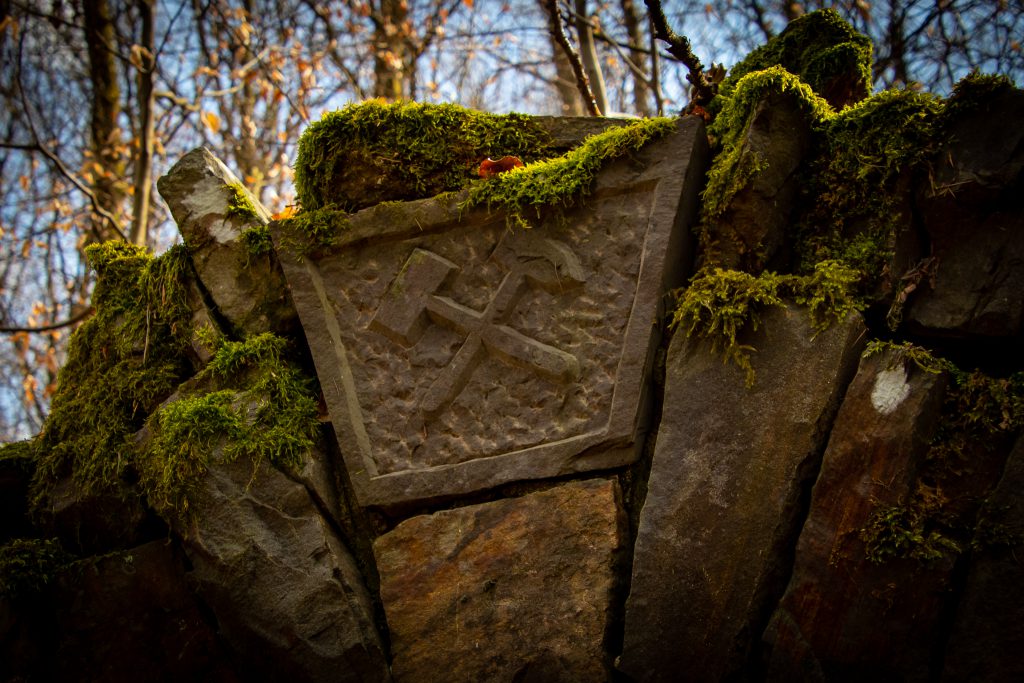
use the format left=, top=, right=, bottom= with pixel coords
left=463, top=117, right=676, bottom=229
left=942, top=71, right=1017, bottom=121
left=858, top=344, right=1024, bottom=564
left=139, top=332, right=318, bottom=519
left=276, top=207, right=353, bottom=255
left=294, top=100, right=555, bottom=213
left=702, top=66, right=832, bottom=222
left=224, top=182, right=262, bottom=223
left=713, top=8, right=872, bottom=113
left=0, top=537, right=74, bottom=598
left=0, top=439, right=38, bottom=476
left=29, top=243, right=195, bottom=512
left=669, top=259, right=860, bottom=386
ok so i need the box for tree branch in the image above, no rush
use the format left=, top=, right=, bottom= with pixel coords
left=1, top=307, right=93, bottom=334
left=643, top=0, right=715, bottom=108
left=541, top=0, right=601, bottom=116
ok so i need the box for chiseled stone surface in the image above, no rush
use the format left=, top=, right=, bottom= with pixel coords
left=618, top=305, right=865, bottom=683
left=374, top=478, right=625, bottom=683
left=157, top=147, right=293, bottom=336
left=762, top=348, right=949, bottom=681
left=941, top=435, right=1024, bottom=682
left=180, top=453, right=391, bottom=683
left=275, top=118, right=707, bottom=508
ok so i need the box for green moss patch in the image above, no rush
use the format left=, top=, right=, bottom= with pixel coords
left=0, top=537, right=73, bottom=598
left=29, top=243, right=195, bottom=512
left=139, top=333, right=318, bottom=519
left=463, top=117, right=676, bottom=229
left=702, top=67, right=832, bottom=222
left=669, top=259, right=860, bottom=386
left=294, top=100, right=554, bottom=213
left=714, top=8, right=872, bottom=112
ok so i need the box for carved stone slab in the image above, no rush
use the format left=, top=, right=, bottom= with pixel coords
left=273, top=117, right=707, bottom=508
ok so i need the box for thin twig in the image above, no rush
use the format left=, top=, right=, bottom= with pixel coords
left=14, top=32, right=128, bottom=242
left=1, top=307, right=93, bottom=334
left=541, top=0, right=601, bottom=116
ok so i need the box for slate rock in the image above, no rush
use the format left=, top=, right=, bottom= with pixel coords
left=157, top=147, right=294, bottom=336
left=906, top=84, right=1024, bottom=337
left=43, top=475, right=158, bottom=555
left=618, top=304, right=865, bottom=682
left=373, top=478, right=625, bottom=683
left=179, top=452, right=390, bottom=683
left=701, top=90, right=814, bottom=272
left=941, top=434, right=1024, bottom=682
left=274, top=117, right=708, bottom=509
left=762, top=347, right=950, bottom=682
left=50, top=540, right=235, bottom=682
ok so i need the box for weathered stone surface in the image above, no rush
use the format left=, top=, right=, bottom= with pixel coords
left=48, top=540, right=236, bottom=682
left=702, top=91, right=814, bottom=272
left=941, top=434, right=1024, bottom=682
left=618, top=304, right=866, bottom=682
left=43, top=476, right=156, bottom=555
left=157, top=147, right=294, bottom=336
left=762, top=348, right=950, bottom=681
left=275, top=117, right=707, bottom=508
left=179, top=452, right=390, bottom=683
left=373, top=478, right=625, bottom=683
left=907, top=85, right=1024, bottom=337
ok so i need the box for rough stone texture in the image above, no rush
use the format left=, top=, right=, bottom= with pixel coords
left=762, top=348, right=950, bottom=682
left=43, top=476, right=157, bottom=555
left=157, top=147, right=294, bottom=336
left=618, top=304, right=866, bottom=683
left=179, top=451, right=391, bottom=683
left=49, top=540, right=236, bottom=682
left=275, top=117, right=708, bottom=508
left=702, top=91, right=814, bottom=272
left=941, top=434, right=1024, bottom=682
left=907, top=85, right=1024, bottom=337
left=373, top=478, right=625, bottom=683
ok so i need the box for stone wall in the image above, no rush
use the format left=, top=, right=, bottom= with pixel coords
left=2, top=17, right=1023, bottom=681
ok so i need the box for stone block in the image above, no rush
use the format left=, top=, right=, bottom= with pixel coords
left=762, top=347, right=950, bottom=681
left=618, top=304, right=865, bottom=682
left=157, top=147, right=294, bottom=336
left=179, top=453, right=390, bottom=683
left=373, top=478, right=625, bottom=682
left=274, top=117, right=707, bottom=508
left=941, top=435, right=1024, bottom=682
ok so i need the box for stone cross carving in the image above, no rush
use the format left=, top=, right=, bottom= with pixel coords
left=370, top=239, right=585, bottom=416
left=271, top=116, right=709, bottom=508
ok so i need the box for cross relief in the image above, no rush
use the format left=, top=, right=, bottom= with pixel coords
left=370, top=236, right=586, bottom=416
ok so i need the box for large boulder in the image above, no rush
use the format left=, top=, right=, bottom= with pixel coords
left=373, top=478, right=625, bottom=682
left=618, top=304, right=865, bottom=682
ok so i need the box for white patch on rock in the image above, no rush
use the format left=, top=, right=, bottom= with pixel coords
left=871, top=366, right=911, bottom=415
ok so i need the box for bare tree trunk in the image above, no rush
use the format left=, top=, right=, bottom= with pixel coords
left=373, top=0, right=412, bottom=100
left=130, top=0, right=155, bottom=247
left=620, top=0, right=652, bottom=116
left=574, top=0, right=607, bottom=115
left=82, top=0, right=125, bottom=241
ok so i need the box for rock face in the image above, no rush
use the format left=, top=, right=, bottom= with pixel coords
left=179, top=453, right=390, bottom=683
left=275, top=117, right=708, bottom=509
left=618, top=305, right=866, bottom=682
left=907, top=84, right=1024, bottom=337
left=762, top=347, right=950, bottom=681
left=941, top=436, right=1024, bottom=682
left=373, top=478, right=625, bottom=683
left=157, top=147, right=294, bottom=336
left=701, top=90, right=814, bottom=271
